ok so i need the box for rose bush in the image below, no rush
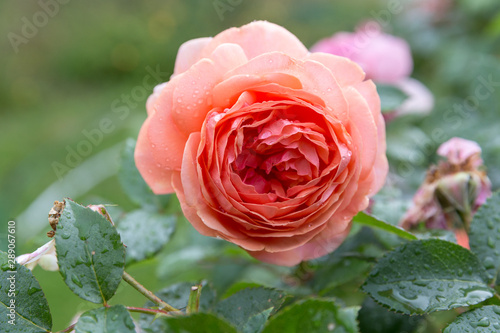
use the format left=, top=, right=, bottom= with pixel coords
left=135, top=21, right=388, bottom=266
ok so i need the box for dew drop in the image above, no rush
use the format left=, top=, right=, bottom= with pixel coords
left=176, top=97, right=182, bottom=103
left=487, top=219, right=495, bottom=229
left=484, top=257, right=495, bottom=269
left=71, top=275, right=83, bottom=288
left=471, top=317, right=490, bottom=328
left=435, top=295, right=446, bottom=302
left=487, top=236, right=495, bottom=249
left=27, top=287, right=41, bottom=296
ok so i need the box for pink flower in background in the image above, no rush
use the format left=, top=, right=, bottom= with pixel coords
left=135, top=21, right=388, bottom=266
left=311, top=22, right=413, bottom=84
left=401, top=137, right=491, bottom=248
left=311, top=22, right=434, bottom=117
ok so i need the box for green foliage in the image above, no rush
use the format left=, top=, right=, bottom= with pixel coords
left=469, top=191, right=500, bottom=283
left=358, top=297, right=423, bottom=333
left=261, top=299, right=358, bottom=333
left=363, top=239, right=493, bottom=315
left=119, top=138, right=170, bottom=211
left=139, top=281, right=216, bottom=332
left=0, top=251, right=52, bottom=332
left=310, top=228, right=385, bottom=294
left=116, top=209, right=176, bottom=265
left=443, top=305, right=500, bottom=332
left=353, top=212, right=417, bottom=241
left=213, top=287, right=287, bottom=333
left=55, top=200, right=125, bottom=303
left=158, top=313, right=238, bottom=333
left=376, top=84, right=408, bottom=113
left=75, top=305, right=135, bottom=333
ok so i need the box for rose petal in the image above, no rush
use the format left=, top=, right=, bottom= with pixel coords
left=200, top=21, right=308, bottom=62
left=173, top=37, right=213, bottom=76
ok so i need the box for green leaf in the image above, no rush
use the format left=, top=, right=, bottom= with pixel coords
left=443, top=305, right=500, bottom=332
left=358, top=297, right=423, bottom=333
left=337, top=306, right=360, bottom=333
left=262, top=299, right=357, bottom=333
left=160, top=313, right=237, bottom=333
left=311, top=228, right=385, bottom=294
left=118, top=138, right=169, bottom=210
left=75, top=305, right=135, bottom=333
left=353, top=212, right=418, bottom=241
left=213, top=287, right=287, bottom=333
left=376, top=84, right=408, bottom=112
left=117, top=209, right=176, bottom=265
left=363, top=239, right=494, bottom=315
left=139, top=281, right=216, bottom=333
left=222, top=282, right=263, bottom=299
left=55, top=199, right=125, bottom=303
left=469, top=191, right=500, bottom=283
left=0, top=251, right=52, bottom=332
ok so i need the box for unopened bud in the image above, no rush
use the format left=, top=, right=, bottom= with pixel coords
left=87, top=204, right=115, bottom=225
left=435, top=172, right=479, bottom=223
left=401, top=137, right=491, bottom=248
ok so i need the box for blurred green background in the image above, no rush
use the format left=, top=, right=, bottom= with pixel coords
left=1, top=0, right=500, bottom=330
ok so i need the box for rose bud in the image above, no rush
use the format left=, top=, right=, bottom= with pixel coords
left=401, top=137, right=491, bottom=248
left=87, top=204, right=115, bottom=225
left=135, top=21, right=388, bottom=266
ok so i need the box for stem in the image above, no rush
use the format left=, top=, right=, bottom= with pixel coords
left=186, top=284, right=202, bottom=314
left=126, top=306, right=172, bottom=317
left=57, top=323, right=76, bottom=333
left=122, top=271, right=179, bottom=312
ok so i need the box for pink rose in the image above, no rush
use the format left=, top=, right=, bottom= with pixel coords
left=311, top=22, right=413, bottom=84
left=135, top=21, right=388, bottom=266
left=311, top=22, right=434, bottom=117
